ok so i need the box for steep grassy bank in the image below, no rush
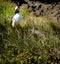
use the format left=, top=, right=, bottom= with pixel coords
left=0, top=1, right=60, bottom=64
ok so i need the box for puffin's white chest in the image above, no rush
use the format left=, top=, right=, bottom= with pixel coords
left=12, top=13, right=22, bottom=27
left=12, top=13, right=22, bottom=22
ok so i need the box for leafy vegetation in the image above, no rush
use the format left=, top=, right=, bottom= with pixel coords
left=0, top=0, right=60, bottom=64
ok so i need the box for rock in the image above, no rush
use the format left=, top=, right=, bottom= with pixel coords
left=11, top=0, right=60, bottom=22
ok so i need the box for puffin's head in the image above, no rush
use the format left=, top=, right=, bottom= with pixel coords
left=15, top=6, right=19, bottom=14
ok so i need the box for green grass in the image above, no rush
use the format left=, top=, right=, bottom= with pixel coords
left=0, top=0, right=15, bottom=21
left=0, top=0, right=60, bottom=64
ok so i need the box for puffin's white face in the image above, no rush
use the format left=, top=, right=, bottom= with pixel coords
left=15, top=6, right=19, bottom=11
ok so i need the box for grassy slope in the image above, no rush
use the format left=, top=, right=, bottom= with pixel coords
left=0, top=1, right=60, bottom=64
